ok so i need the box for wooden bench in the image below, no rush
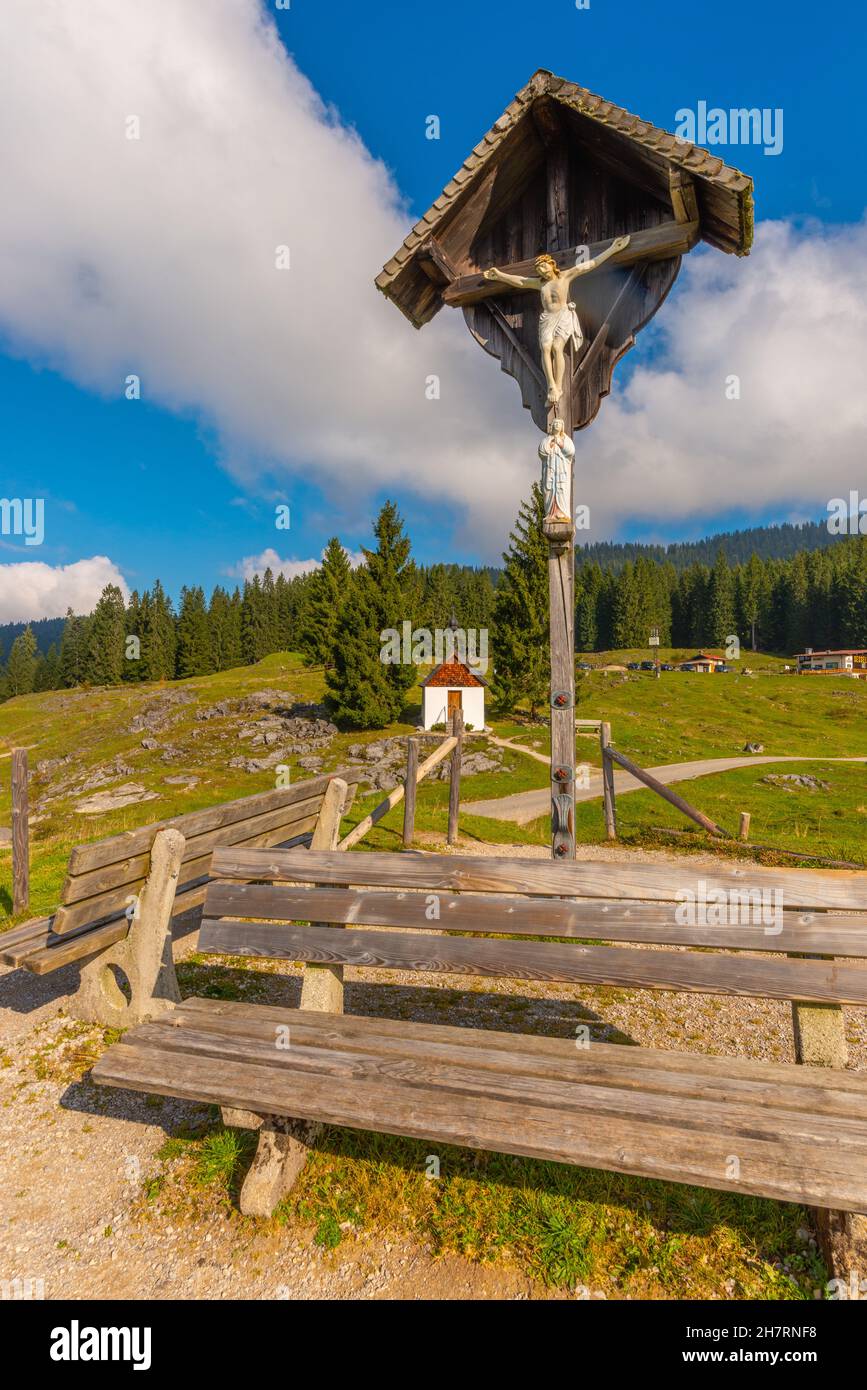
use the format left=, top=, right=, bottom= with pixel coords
left=93, top=830, right=867, bottom=1266
left=1, top=773, right=359, bottom=1027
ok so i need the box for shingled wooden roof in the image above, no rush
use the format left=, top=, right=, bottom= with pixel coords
left=376, top=68, right=753, bottom=329
left=422, top=661, right=487, bottom=688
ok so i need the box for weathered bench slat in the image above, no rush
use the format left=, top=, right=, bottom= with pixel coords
left=53, top=813, right=321, bottom=936
left=128, top=1021, right=867, bottom=1151
left=175, top=997, right=867, bottom=1102
left=153, top=1000, right=867, bottom=1121
left=211, top=847, right=867, bottom=911
left=197, top=918, right=867, bottom=1005
left=93, top=1013, right=867, bottom=1210
left=60, top=794, right=329, bottom=906
left=203, top=882, right=867, bottom=957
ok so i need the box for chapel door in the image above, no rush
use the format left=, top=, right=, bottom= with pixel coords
left=447, top=689, right=462, bottom=719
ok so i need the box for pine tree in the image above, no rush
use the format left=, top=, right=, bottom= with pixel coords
left=327, top=502, right=415, bottom=728
left=123, top=590, right=144, bottom=681
left=34, top=642, right=61, bottom=691
left=59, top=609, right=88, bottom=687
left=299, top=537, right=352, bottom=667
left=176, top=586, right=213, bottom=677
left=6, top=626, right=38, bottom=696
left=83, top=585, right=126, bottom=685
left=707, top=549, right=735, bottom=647
left=490, top=484, right=549, bottom=716
left=140, top=580, right=176, bottom=681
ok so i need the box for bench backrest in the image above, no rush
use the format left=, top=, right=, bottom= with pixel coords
left=51, top=774, right=361, bottom=937
left=198, top=848, right=867, bottom=1007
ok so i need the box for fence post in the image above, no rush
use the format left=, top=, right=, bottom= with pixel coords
left=447, top=709, right=464, bottom=846
left=402, top=737, right=419, bottom=849
left=739, top=811, right=751, bottom=842
left=12, top=748, right=29, bottom=915
left=600, top=722, right=617, bottom=841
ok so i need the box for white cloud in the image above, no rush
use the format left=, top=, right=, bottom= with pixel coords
left=229, top=544, right=365, bottom=583
left=581, top=218, right=867, bottom=537
left=0, top=3, right=864, bottom=557
left=0, top=557, right=128, bottom=623
left=0, top=0, right=528, bottom=555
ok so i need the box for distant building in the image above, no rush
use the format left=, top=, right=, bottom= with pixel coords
left=795, top=648, right=867, bottom=677
left=420, top=660, right=487, bottom=730
left=679, top=651, right=726, bottom=674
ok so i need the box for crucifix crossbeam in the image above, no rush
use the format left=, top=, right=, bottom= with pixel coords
left=442, top=219, right=699, bottom=309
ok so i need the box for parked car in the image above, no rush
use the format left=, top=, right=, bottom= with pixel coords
left=714, top=664, right=734, bottom=673
left=576, top=661, right=592, bottom=671
left=640, top=661, right=655, bottom=670
left=660, top=663, right=674, bottom=671
left=626, top=661, right=641, bottom=670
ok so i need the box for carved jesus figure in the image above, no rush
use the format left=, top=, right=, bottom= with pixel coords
left=483, top=235, right=630, bottom=404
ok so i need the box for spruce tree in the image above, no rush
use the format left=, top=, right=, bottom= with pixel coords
left=490, top=484, right=548, bottom=716
left=83, top=585, right=126, bottom=685
left=176, top=586, right=213, bottom=677
left=707, top=549, right=735, bottom=648
left=6, top=626, right=38, bottom=696
left=327, top=502, right=415, bottom=728
left=140, top=580, right=176, bottom=681
left=59, top=609, right=88, bottom=687
left=299, top=537, right=352, bottom=667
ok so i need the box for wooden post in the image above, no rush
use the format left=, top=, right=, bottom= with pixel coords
left=447, top=709, right=463, bottom=846
left=544, top=139, right=576, bottom=861
left=739, top=811, right=751, bottom=842
left=402, top=737, right=419, bottom=848
left=600, top=722, right=617, bottom=841
left=11, top=748, right=29, bottom=915
left=299, top=778, right=350, bottom=1014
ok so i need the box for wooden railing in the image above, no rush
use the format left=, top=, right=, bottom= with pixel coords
left=338, top=712, right=464, bottom=851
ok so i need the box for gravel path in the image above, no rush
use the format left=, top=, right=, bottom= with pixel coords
left=464, top=755, right=867, bottom=823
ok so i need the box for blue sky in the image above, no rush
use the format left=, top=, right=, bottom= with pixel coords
left=1, top=0, right=865, bottom=616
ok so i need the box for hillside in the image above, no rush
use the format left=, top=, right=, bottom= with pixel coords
left=2, top=650, right=867, bottom=921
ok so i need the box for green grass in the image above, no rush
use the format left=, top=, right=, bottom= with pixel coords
left=139, top=1115, right=828, bottom=1298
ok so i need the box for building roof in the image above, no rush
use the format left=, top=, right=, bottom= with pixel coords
left=421, top=661, right=487, bottom=688
left=796, top=649, right=867, bottom=658
left=376, top=68, right=753, bottom=328
left=683, top=652, right=726, bottom=664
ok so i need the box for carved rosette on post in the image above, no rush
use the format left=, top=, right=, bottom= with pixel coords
left=374, top=67, right=753, bottom=859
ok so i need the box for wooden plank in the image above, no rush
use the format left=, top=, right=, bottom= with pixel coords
left=12, top=749, right=29, bottom=914
left=442, top=221, right=700, bottom=308
left=447, top=709, right=463, bottom=846
left=162, top=1000, right=867, bottom=1122
left=177, top=997, right=867, bottom=1101
left=53, top=809, right=321, bottom=935
left=60, top=794, right=328, bottom=907
left=66, top=774, right=362, bottom=875
left=600, top=723, right=617, bottom=840
left=201, top=883, right=867, bottom=957
left=93, top=1036, right=867, bottom=1210
left=210, top=847, right=867, bottom=911
left=606, top=745, right=731, bottom=839
left=402, top=738, right=418, bottom=849
left=124, top=1021, right=867, bottom=1154
left=196, top=919, right=867, bottom=1005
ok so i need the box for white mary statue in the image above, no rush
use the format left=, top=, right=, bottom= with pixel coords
left=539, top=418, right=574, bottom=524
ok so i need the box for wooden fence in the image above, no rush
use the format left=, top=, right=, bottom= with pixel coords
left=339, top=711, right=464, bottom=852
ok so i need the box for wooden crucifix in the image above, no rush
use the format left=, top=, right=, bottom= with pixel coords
left=376, top=68, right=753, bottom=858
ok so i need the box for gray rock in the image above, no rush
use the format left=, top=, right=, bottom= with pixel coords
left=141, top=737, right=159, bottom=750
left=75, top=783, right=160, bottom=815
left=761, top=773, right=830, bottom=792
left=744, top=742, right=765, bottom=754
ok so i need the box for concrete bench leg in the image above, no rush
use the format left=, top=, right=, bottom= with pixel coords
left=69, top=829, right=185, bottom=1029
left=793, top=997, right=867, bottom=1280
left=234, top=779, right=348, bottom=1216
